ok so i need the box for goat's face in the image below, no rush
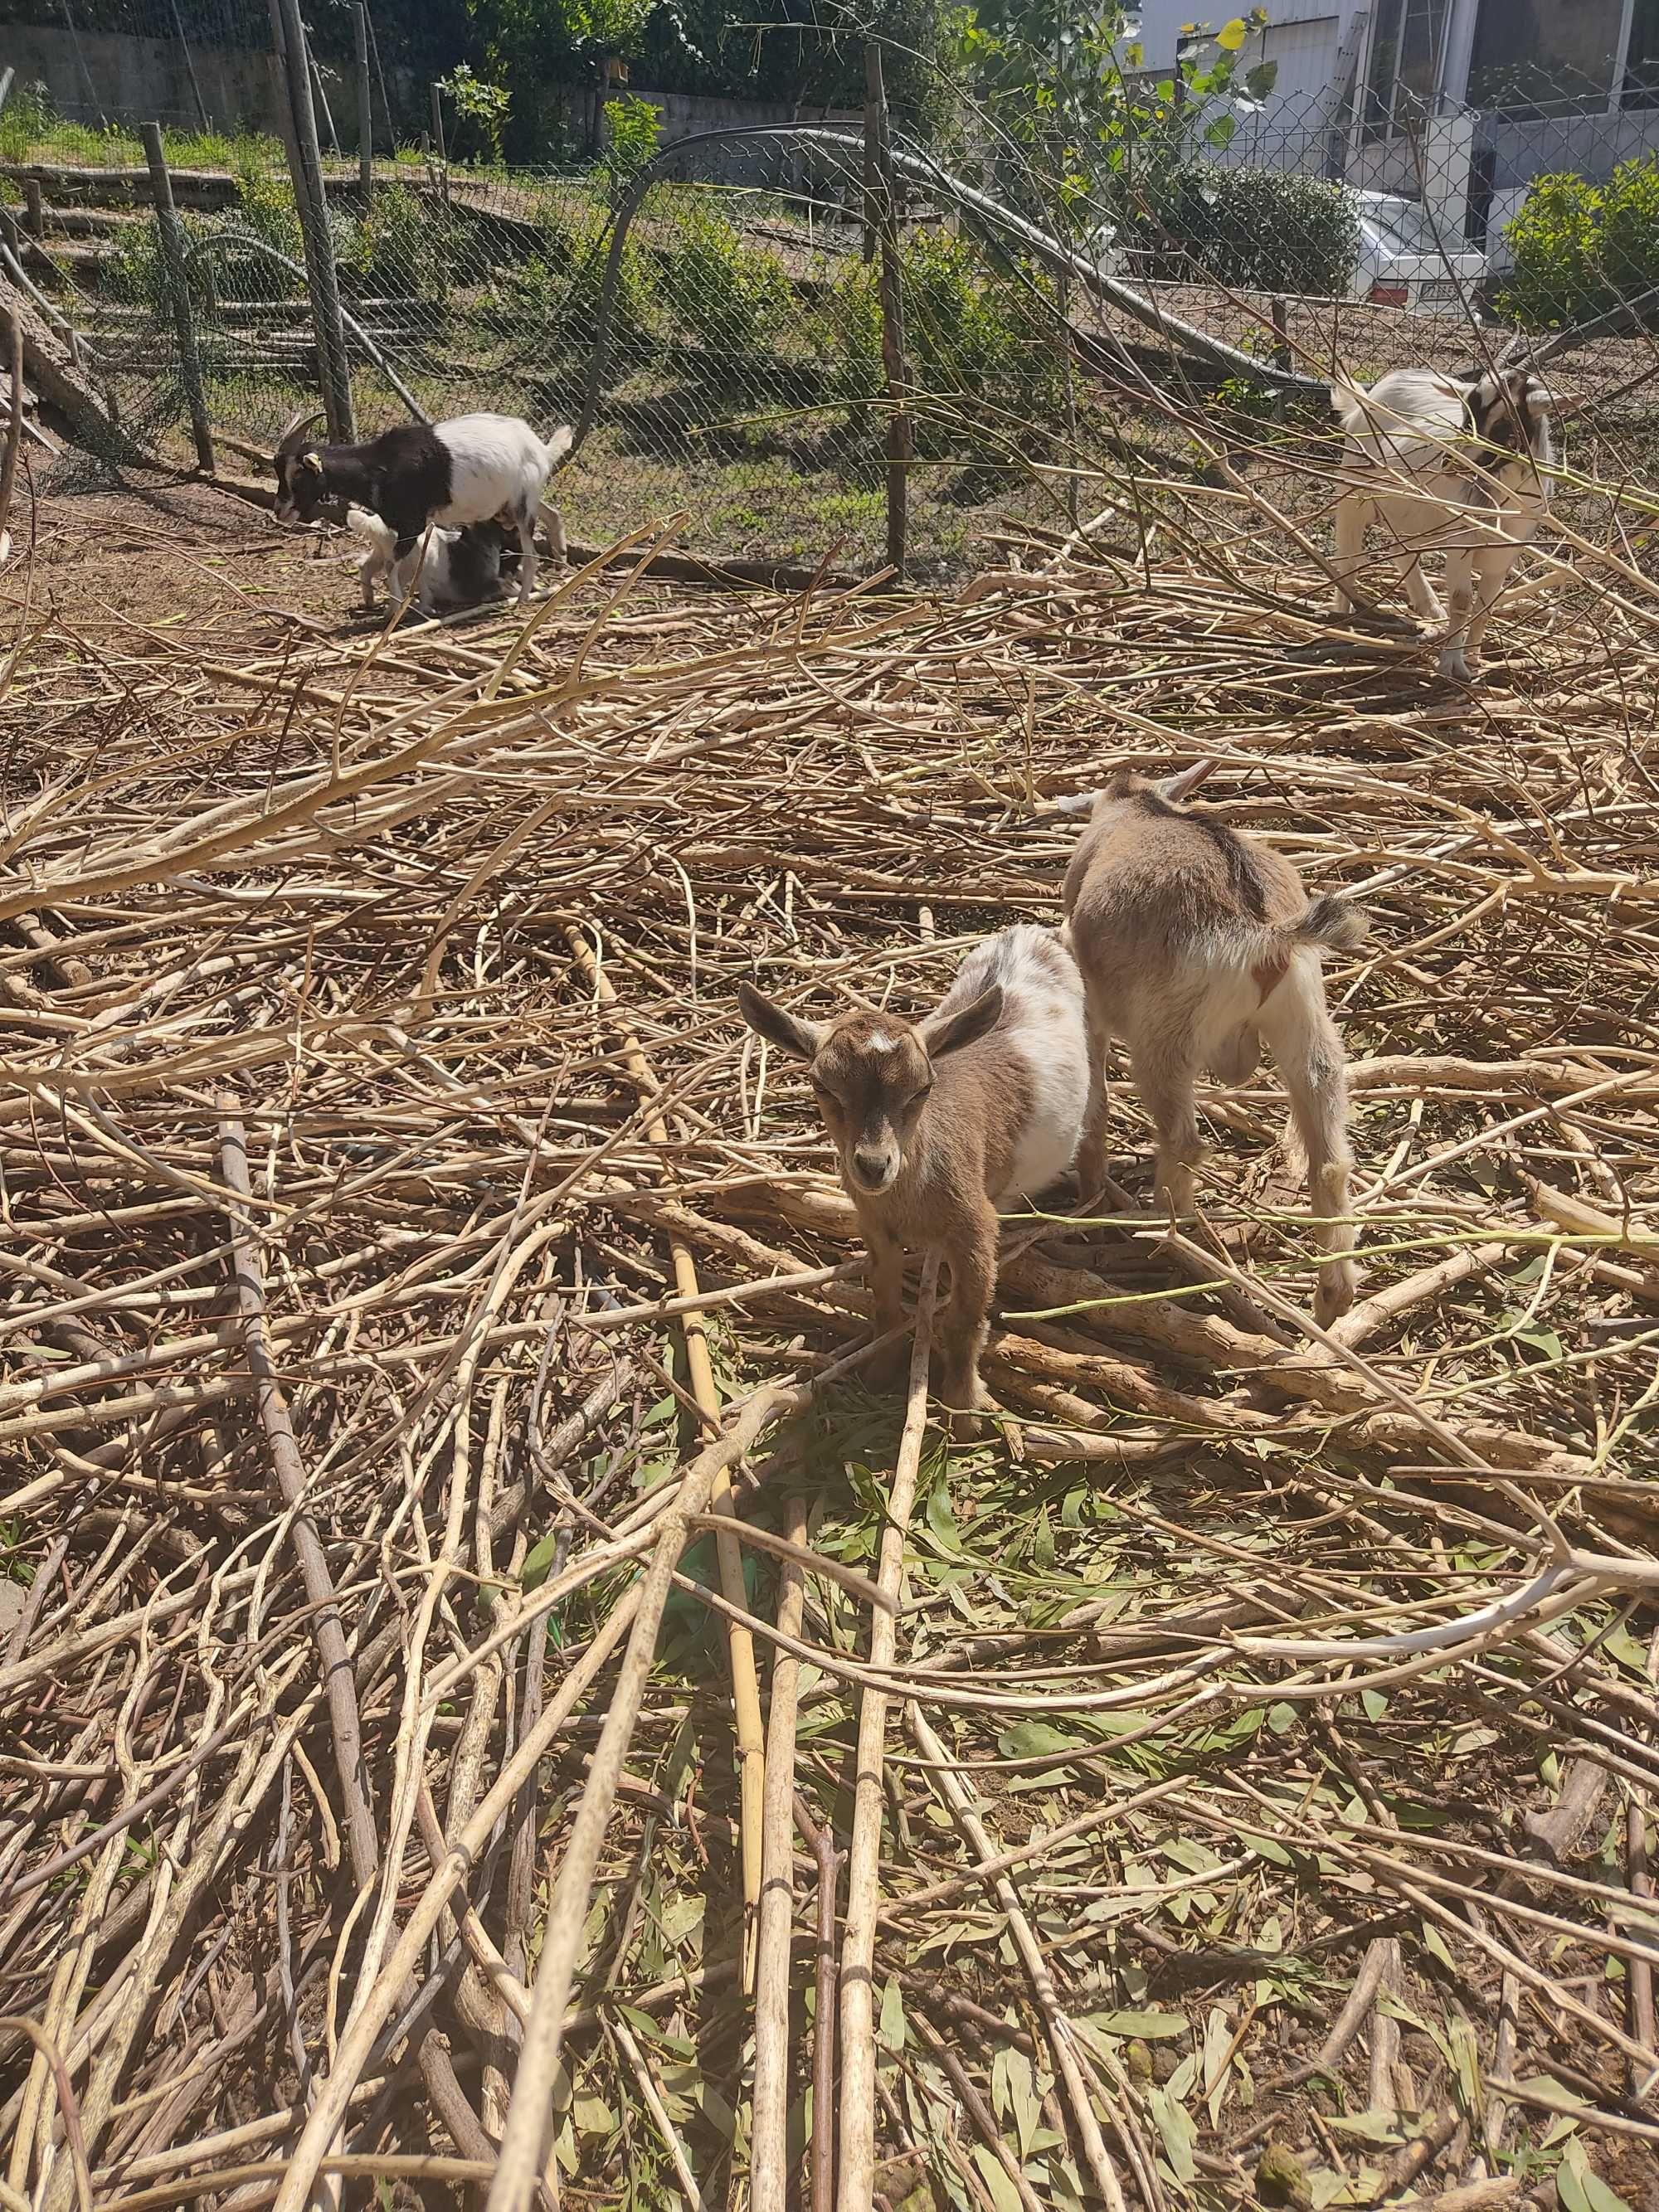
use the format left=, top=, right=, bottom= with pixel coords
left=1467, top=370, right=1555, bottom=473
left=272, top=414, right=330, bottom=524
left=737, top=984, right=1003, bottom=1198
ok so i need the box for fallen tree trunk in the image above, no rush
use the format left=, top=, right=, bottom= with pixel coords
left=0, top=269, right=147, bottom=466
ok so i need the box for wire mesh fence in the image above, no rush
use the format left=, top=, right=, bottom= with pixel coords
left=7, top=56, right=1659, bottom=580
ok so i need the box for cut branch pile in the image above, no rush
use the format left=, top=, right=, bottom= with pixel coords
left=2, top=518, right=1657, bottom=2211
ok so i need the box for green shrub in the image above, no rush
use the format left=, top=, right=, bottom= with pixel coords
left=1496, top=158, right=1659, bottom=330
left=1115, top=164, right=1360, bottom=296
left=601, top=95, right=661, bottom=200
left=657, top=204, right=792, bottom=366
left=817, top=231, right=1063, bottom=450
left=493, top=198, right=657, bottom=364
left=102, top=214, right=168, bottom=309
left=334, top=183, right=455, bottom=303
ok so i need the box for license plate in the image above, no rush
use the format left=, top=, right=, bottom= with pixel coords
left=1418, top=278, right=1464, bottom=302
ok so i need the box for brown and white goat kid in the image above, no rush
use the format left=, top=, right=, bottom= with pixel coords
left=1331, top=366, right=1557, bottom=683
left=738, top=925, right=1089, bottom=1419
left=1059, top=764, right=1369, bottom=1325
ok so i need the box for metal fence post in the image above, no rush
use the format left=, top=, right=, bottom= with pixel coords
left=865, top=45, right=911, bottom=580
left=140, top=121, right=215, bottom=473
left=270, top=0, right=355, bottom=442
left=355, top=5, right=372, bottom=195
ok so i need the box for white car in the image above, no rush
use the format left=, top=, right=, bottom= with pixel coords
left=1351, top=192, right=1488, bottom=314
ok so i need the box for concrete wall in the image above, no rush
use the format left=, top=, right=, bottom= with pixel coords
left=3, top=23, right=421, bottom=141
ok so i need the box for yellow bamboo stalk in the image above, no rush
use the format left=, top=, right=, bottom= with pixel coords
left=835, top=1252, right=938, bottom=2212
left=565, top=921, right=766, bottom=1983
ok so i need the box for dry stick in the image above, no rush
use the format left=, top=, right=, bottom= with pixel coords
left=1628, top=1800, right=1656, bottom=2096
left=834, top=1254, right=937, bottom=2212
left=566, top=922, right=767, bottom=1982
left=751, top=1491, right=809, bottom=2212
left=0, top=305, right=22, bottom=566
left=905, top=1704, right=1129, bottom=2212
left=271, top=1581, right=643, bottom=2212
left=218, top=1106, right=378, bottom=1892
left=795, top=1792, right=841, bottom=2212
left=480, top=1381, right=806, bottom=2212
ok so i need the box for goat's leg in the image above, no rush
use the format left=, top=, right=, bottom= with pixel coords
left=1398, top=552, right=1445, bottom=625
left=937, top=1200, right=1000, bottom=1431
left=1331, top=493, right=1370, bottom=614
left=541, top=499, right=567, bottom=567
left=854, top=1207, right=907, bottom=1386
left=1129, top=1030, right=1204, bottom=1218
left=513, top=501, right=538, bottom=605
left=1076, top=1004, right=1112, bottom=1201
left=1438, top=542, right=1478, bottom=679
left=1442, top=542, right=1519, bottom=682
left=1258, top=961, right=1358, bottom=1325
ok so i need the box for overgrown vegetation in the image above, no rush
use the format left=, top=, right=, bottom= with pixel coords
left=657, top=201, right=792, bottom=362
left=1496, top=155, right=1659, bottom=329
left=0, top=78, right=265, bottom=174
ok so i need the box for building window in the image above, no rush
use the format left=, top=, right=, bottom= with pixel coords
left=1625, top=0, right=1659, bottom=107
left=1360, top=0, right=1454, bottom=139
left=1467, top=0, right=1626, bottom=114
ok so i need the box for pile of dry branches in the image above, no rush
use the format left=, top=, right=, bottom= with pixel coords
left=2, top=508, right=1657, bottom=2212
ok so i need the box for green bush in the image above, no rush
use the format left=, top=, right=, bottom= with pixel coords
left=657, top=204, right=792, bottom=367
left=600, top=95, right=661, bottom=200
left=1116, top=164, right=1360, bottom=296
left=333, top=183, right=455, bottom=303
left=214, top=145, right=304, bottom=299
left=817, top=231, right=1063, bottom=450
left=493, top=198, right=657, bottom=363
left=1496, top=158, right=1659, bottom=330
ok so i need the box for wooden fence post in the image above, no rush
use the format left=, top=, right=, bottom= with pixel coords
left=140, top=121, right=214, bottom=472
left=22, top=180, right=44, bottom=238
left=270, top=0, right=355, bottom=442
left=431, top=82, right=450, bottom=203
left=865, top=44, right=911, bottom=581
left=355, top=5, right=372, bottom=195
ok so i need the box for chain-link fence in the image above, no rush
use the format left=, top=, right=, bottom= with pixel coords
left=7, top=45, right=1659, bottom=579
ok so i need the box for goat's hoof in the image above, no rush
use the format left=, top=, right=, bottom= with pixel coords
left=1438, top=649, right=1477, bottom=683
left=1314, top=1259, right=1359, bottom=1329
left=938, top=1371, right=992, bottom=1440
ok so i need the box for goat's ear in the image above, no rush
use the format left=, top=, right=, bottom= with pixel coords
left=1154, top=759, right=1215, bottom=805
left=921, top=985, right=1003, bottom=1062
left=302, top=450, right=325, bottom=475
left=737, top=982, right=822, bottom=1060
left=1048, top=788, right=1102, bottom=819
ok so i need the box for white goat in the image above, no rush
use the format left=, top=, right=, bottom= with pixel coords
left=1331, top=366, right=1558, bottom=682
left=1060, top=763, right=1369, bottom=1325
left=738, top=924, right=1090, bottom=1422
left=346, top=509, right=508, bottom=615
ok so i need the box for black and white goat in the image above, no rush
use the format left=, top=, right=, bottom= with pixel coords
left=1331, top=367, right=1558, bottom=683
left=274, top=411, right=572, bottom=607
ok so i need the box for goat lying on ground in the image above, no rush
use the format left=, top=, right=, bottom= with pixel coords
left=739, top=924, right=1090, bottom=1422
left=1331, top=366, right=1557, bottom=683
left=274, top=411, right=572, bottom=607
left=346, top=510, right=509, bottom=615
left=1059, top=763, right=1369, bottom=1325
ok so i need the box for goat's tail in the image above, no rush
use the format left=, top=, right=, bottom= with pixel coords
left=542, top=424, right=575, bottom=468
left=346, top=506, right=395, bottom=557
left=1329, top=378, right=1369, bottom=438
left=1289, top=893, right=1370, bottom=953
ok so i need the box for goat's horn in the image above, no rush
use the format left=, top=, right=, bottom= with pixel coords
left=1157, top=760, right=1216, bottom=804
left=277, top=408, right=326, bottom=445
